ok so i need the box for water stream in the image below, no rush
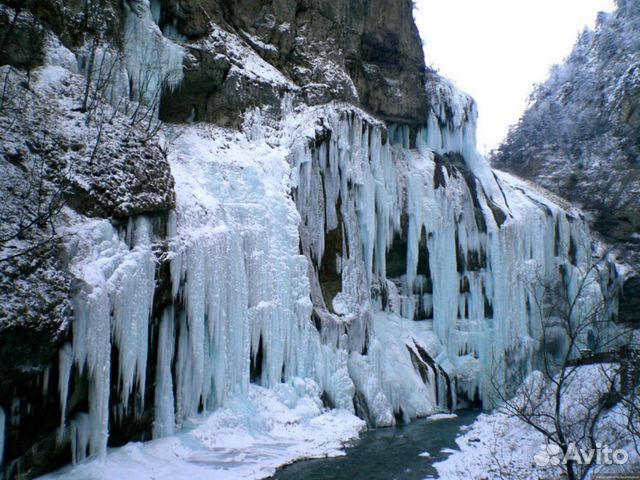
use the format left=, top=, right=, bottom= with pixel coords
left=272, top=409, right=480, bottom=480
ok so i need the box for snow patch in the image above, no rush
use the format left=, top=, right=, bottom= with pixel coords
left=40, top=383, right=365, bottom=480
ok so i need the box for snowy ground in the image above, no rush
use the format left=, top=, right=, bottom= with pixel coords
left=435, top=365, right=640, bottom=480
left=39, top=380, right=365, bottom=480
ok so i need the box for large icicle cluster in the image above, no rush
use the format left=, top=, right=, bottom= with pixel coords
left=56, top=93, right=613, bottom=464
left=52, top=94, right=614, bottom=472
left=289, top=90, right=613, bottom=413
left=123, top=0, right=184, bottom=103
left=61, top=217, right=157, bottom=460
left=290, top=109, right=450, bottom=423
left=36, top=2, right=615, bottom=463
left=163, top=123, right=317, bottom=429
left=74, top=0, right=184, bottom=119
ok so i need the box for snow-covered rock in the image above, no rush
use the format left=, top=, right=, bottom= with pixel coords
left=492, top=0, right=640, bottom=325
left=0, top=0, right=627, bottom=478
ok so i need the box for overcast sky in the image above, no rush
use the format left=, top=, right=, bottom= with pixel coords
left=414, top=0, right=616, bottom=153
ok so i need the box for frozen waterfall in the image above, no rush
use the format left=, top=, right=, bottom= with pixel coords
left=40, top=4, right=614, bottom=462
left=53, top=94, right=613, bottom=463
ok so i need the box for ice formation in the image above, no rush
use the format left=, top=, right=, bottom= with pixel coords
left=288, top=98, right=612, bottom=411
left=24, top=1, right=617, bottom=474
left=54, top=92, right=612, bottom=466
left=40, top=383, right=366, bottom=480
left=123, top=0, right=184, bottom=103
left=51, top=94, right=614, bottom=468
left=73, top=0, right=184, bottom=115
left=60, top=217, right=157, bottom=459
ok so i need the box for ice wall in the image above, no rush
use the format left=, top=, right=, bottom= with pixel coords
left=123, top=0, right=184, bottom=104
left=60, top=217, right=157, bottom=460
left=0, top=0, right=621, bottom=475
left=53, top=97, right=612, bottom=465
left=290, top=94, right=612, bottom=410
left=164, top=124, right=317, bottom=425
left=35, top=10, right=615, bottom=464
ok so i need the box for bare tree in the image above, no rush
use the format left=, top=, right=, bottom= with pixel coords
left=1, top=1, right=176, bottom=264
left=0, top=67, right=70, bottom=262
left=600, top=264, right=640, bottom=461
left=491, top=254, right=635, bottom=480
left=80, top=0, right=109, bottom=113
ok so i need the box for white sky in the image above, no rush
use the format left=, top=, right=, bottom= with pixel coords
left=414, top=0, right=616, bottom=153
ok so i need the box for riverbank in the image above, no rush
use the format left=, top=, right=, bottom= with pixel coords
left=273, top=410, right=480, bottom=480
left=38, top=381, right=365, bottom=480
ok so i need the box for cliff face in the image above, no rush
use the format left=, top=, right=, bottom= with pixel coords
left=0, top=1, right=431, bottom=476
left=0, top=1, right=620, bottom=478
left=0, top=2, right=178, bottom=476
left=158, top=0, right=429, bottom=130
left=491, top=0, right=640, bottom=323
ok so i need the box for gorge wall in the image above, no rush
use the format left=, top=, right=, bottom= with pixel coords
left=0, top=0, right=622, bottom=478
left=492, top=0, right=640, bottom=325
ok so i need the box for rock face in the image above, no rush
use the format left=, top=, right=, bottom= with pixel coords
left=0, top=0, right=626, bottom=478
left=157, top=0, right=429, bottom=130
left=0, top=2, right=177, bottom=476
left=491, top=0, right=640, bottom=323
left=0, top=0, right=430, bottom=476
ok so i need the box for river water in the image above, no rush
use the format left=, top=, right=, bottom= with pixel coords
left=272, top=409, right=480, bottom=480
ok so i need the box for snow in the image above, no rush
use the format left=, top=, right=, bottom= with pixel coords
left=10, top=13, right=625, bottom=477
left=435, top=365, right=640, bottom=479
left=426, top=413, right=458, bottom=422
left=40, top=382, right=365, bottom=480
left=48, top=94, right=617, bottom=471
left=192, top=24, right=297, bottom=90
left=165, top=119, right=317, bottom=422
left=44, top=36, right=78, bottom=73
left=440, top=448, right=458, bottom=455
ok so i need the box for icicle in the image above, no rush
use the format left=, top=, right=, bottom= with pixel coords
left=123, top=0, right=184, bottom=104
left=149, top=0, right=161, bottom=25
left=153, top=308, right=176, bottom=438
left=70, top=413, right=91, bottom=465
left=50, top=94, right=608, bottom=454
left=42, top=366, right=50, bottom=397
left=58, top=344, right=73, bottom=434
left=111, top=217, right=155, bottom=410
left=72, top=281, right=111, bottom=460
left=64, top=218, right=158, bottom=458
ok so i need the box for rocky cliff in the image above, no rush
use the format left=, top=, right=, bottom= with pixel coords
left=0, top=1, right=432, bottom=476
left=492, top=0, right=640, bottom=323
left=156, top=0, right=428, bottom=129
left=0, top=0, right=622, bottom=478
